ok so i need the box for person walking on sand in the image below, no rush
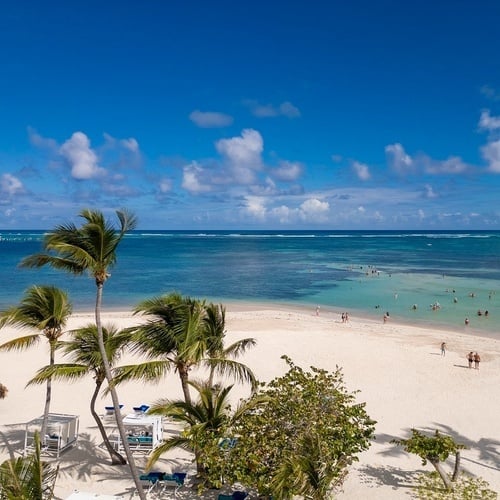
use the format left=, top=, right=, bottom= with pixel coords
left=467, top=351, right=474, bottom=368
left=315, top=305, right=320, bottom=316
left=474, top=352, right=481, bottom=369
left=440, top=342, right=446, bottom=356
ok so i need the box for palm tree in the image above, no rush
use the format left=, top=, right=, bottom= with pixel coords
left=19, top=209, right=145, bottom=500
left=117, top=293, right=256, bottom=405
left=270, top=431, right=338, bottom=500
left=0, top=285, right=72, bottom=438
left=146, top=380, right=263, bottom=477
left=0, top=383, right=7, bottom=399
left=0, top=432, right=59, bottom=500
left=204, top=302, right=257, bottom=389
left=28, top=324, right=129, bottom=465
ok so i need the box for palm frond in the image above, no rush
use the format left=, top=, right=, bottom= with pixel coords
left=112, top=360, right=172, bottom=385
left=146, top=436, right=192, bottom=470
left=0, top=334, right=40, bottom=352
left=27, top=364, right=89, bottom=386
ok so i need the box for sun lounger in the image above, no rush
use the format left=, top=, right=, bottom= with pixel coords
left=138, top=472, right=164, bottom=494
left=138, top=471, right=186, bottom=496
left=159, top=472, right=186, bottom=495
left=132, top=404, right=150, bottom=413
left=217, top=492, right=248, bottom=500
left=104, top=404, right=124, bottom=415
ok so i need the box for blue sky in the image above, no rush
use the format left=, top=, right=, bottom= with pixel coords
left=1, top=1, right=500, bottom=230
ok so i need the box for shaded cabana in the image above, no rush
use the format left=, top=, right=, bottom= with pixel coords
left=24, top=413, right=79, bottom=458
left=108, top=413, right=163, bottom=453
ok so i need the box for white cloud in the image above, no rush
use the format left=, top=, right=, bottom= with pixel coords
left=245, top=100, right=301, bottom=118
left=271, top=160, right=303, bottom=181
left=60, top=132, right=104, bottom=180
left=0, top=173, right=24, bottom=196
left=478, top=109, right=500, bottom=131
left=243, top=196, right=267, bottom=220
left=243, top=196, right=329, bottom=224
left=189, top=110, right=234, bottom=128
left=352, top=161, right=371, bottom=180
left=159, top=178, right=172, bottom=193
left=481, top=139, right=500, bottom=172
left=28, top=127, right=58, bottom=150
left=385, top=143, right=414, bottom=174
left=121, top=137, right=139, bottom=153
left=299, top=198, right=330, bottom=221
left=216, top=129, right=264, bottom=184
left=182, top=162, right=212, bottom=194
left=424, top=184, right=438, bottom=198
left=423, top=156, right=468, bottom=174
left=279, top=101, right=301, bottom=118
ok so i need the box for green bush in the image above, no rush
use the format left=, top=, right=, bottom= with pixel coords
left=416, top=472, right=497, bottom=499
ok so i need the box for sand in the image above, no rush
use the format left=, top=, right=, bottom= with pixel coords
left=0, top=305, right=499, bottom=499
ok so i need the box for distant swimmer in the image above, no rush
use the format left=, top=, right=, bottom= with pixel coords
left=465, top=317, right=470, bottom=325
left=411, top=304, right=418, bottom=310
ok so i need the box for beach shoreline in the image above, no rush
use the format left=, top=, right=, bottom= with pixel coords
left=1, top=304, right=499, bottom=498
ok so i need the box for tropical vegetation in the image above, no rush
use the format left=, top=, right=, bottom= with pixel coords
left=392, top=429, right=467, bottom=492
left=19, top=209, right=145, bottom=499
left=28, top=323, right=130, bottom=465
left=0, top=285, right=72, bottom=437
left=169, top=356, right=376, bottom=499
left=0, top=432, right=58, bottom=500
left=115, top=293, right=257, bottom=405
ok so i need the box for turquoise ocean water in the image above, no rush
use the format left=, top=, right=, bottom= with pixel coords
left=1, top=230, right=499, bottom=337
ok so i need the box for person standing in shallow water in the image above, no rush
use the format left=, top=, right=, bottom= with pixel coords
left=467, top=351, right=474, bottom=368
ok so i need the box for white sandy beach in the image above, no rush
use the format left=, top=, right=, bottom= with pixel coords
left=1, top=305, right=499, bottom=499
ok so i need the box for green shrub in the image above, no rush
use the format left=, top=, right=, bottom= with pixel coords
left=416, top=471, right=497, bottom=499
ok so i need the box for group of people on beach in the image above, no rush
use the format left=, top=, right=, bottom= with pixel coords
left=440, top=343, right=481, bottom=369
left=467, top=351, right=481, bottom=369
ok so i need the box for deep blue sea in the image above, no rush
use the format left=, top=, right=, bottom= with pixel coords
left=1, top=230, right=500, bottom=336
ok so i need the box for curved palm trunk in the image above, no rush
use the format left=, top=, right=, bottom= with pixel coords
left=179, top=365, right=192, bottom=405
left=41, top=342, right=56, bottom=441
left=95, top=282, right=146, bottom=500
left=90, top=378, right=126, bottom=465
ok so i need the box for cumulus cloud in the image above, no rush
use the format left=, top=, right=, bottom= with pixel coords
left=60, top=132, right=104, bottom=180
left=182, top=162, right=212, bottom=194
left=121, top=137, right=139, bottom=153
left=245, top=100, right=301, bottom=118
left=424, top=184, right=437, bottom=198
left=0, top=173, right=24, bottom=196
left=478, top=109, right=500, bottom=131
left=352, top=161, right=371, bottom=181
left=216, top=129, right=264, bottom=184
left=423, top=156, right=468, bottom=174
left=299, top=198, right=330, bottom=221
left=189, top=110, right=234, bottom=128
left=385, top=143, right=414, bottom=174
left=385, top=142, right=468, bottom=175
left=270, top=160, right=303, bottom=181
left=243, top=196, right=267, bottom=221
left=481, top=139, right=500, bottom=172
left=242, top=196, right=329, bottom=224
